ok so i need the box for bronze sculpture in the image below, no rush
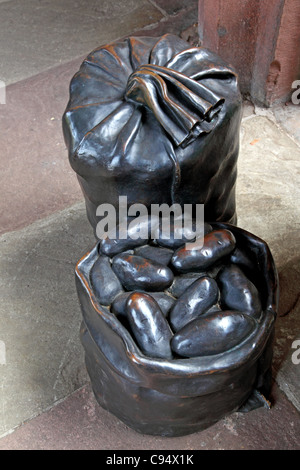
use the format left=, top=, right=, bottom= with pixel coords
left=76, top=221, right=278, bottom=437
left=63, top=34, right=242, bottom=233
left=62, top=34, right=278, bottom=437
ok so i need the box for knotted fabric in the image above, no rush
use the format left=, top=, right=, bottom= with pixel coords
left=63, top=34, right=242, bottom=232
left=125, top=64, right=225, bottom=148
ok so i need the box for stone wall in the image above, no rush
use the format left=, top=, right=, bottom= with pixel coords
left=198, top=0, right=300, bottom=106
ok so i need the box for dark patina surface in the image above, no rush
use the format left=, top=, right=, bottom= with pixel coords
left=62, top=34, right=242, bottom=232
left=64, top=34, right=277, bottom=437
left=76, top=222, right=278, bottom=437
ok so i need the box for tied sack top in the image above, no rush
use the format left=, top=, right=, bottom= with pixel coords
left=63, top=34, right=242, bottom=229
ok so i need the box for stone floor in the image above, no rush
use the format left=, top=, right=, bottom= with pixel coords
left=0, top=0, right=299, bottom=450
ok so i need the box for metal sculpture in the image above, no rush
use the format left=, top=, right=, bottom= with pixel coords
left=63, top=34, right=242, bottom=233
left=63, top=34, right=278, bottom=437
left=76, top=222, right=278, bottom=437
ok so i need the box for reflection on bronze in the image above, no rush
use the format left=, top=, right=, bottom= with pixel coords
left=76, top=222, right=278, bottom=437
left=63, top=34, right=278, bottom=437
left=63, top=34, right=242, bottom=233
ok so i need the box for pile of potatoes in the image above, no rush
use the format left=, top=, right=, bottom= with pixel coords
left=90, top=220, right=262, bottom=360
